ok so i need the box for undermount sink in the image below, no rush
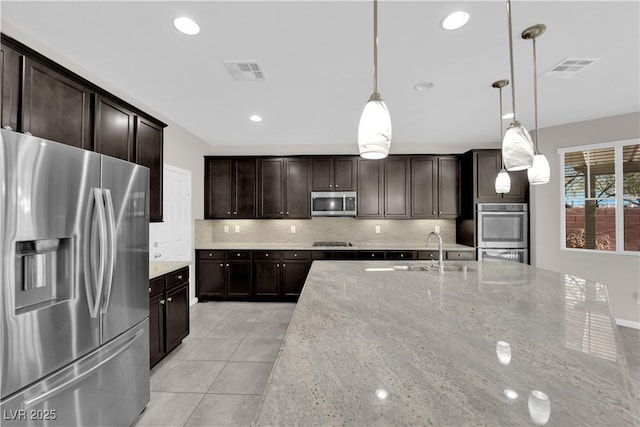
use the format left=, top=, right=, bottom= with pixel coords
left=392, top=264, right=473, bottom=272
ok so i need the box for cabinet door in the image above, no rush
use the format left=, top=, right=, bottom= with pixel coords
left=411, top=156, right=437, bottom=218
left=384, top=157, right=410, bottom=218
left=197, top=259, right=226, bottom=299
left=228, top=261, right=252, bottom=297
left=135, top=117, right=164, bottom=222
left=94, top=95, right=134, bottom=161
left=22, top=57, right=92, bottom=149
left=165, top=283, right=189, bottom=352
left=258, top=158, right=284, bottom=218
left=234, top=158, right=257, bottom=218
left=285, top=158, right=310, bottom=219
left=357, top=159, right=384, bottom=217
left=253, top=260, right=280, bottom=296
left=333, top=157, right=357, bottom=191
left=205, top=158, right=233, bottom=218
left=503, top=168, right=529, bottom=202
left=149, top=292, right=166, bottom=367
left=1, top=42, right=20, bottom=131
left=311, top=158, right=333, bottom=190
left=476, top=151, right=502, bottom=201
left=282, top=261, right=309, bottom=297
left=438, top=157, right=459, bottom=218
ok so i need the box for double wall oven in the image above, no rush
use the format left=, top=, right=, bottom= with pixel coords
left=476, top=203, right=528, bottom=264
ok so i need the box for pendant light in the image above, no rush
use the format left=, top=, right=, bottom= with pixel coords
left=493, top=79, right=511, bottom=195
left=358, top=0, right=392, bottom=160
left=502, top=0, right=534, bottom=171
left=522, top=24, right=551, bottom=185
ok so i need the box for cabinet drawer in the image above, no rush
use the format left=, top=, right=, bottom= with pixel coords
left=311, top=251, right=333, bottom=260
left=149, top=276, right=165, bottom=297
left=198, top=250, right=225, bottom=260
left=254, top=251, right=282, bottom=260
left=226, top=251, right=252, bottom=260
left=333, top=251, right=357, bottom=260
left=385, top=251, right=416, bottom=260
left=417, top=250, right=440, bottom=260
left=446, top=251, right=475, bottom=260
left=166, top=267, right=189, bottom=289
left=357, top=251, right=385, bottom=260
left=282, top=250, right=310, bottom=260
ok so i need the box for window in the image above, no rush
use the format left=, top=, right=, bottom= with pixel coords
left=559, top=140, right=640, bottom=254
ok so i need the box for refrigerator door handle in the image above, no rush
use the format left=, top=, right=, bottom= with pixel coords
left=83, top=188, right=107, bottom=319
left=21, top=328, right=144, bottom=410
left=101, top=189, right=117, bottom=314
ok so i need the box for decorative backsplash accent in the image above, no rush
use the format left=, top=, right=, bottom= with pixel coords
left=195, top=218, right=455, bottom=247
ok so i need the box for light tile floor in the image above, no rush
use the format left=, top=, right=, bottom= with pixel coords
left=133, top=302, right=640, bottom=427
left=132, top=301, right=295, bottom=427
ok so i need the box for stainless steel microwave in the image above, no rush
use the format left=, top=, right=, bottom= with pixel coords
left=311, top=191, right=357, bottom=217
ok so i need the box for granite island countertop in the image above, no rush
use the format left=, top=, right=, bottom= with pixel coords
left=149, top=261, right=191, bottom=279
left=254, top=260, right=639, bottom=426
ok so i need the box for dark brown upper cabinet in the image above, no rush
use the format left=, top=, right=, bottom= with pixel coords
left=258, top=158, right=310, bottom=219
left=94, top=95, right=135, bottom=161
left=135, top=117, right=164, bottom=222
left=204, top=157, right=257, bottom=219
left=1, top=42, right=21, bottom=131
left=411, top=156, right=459, bottom=219
left=311, top=157, right=357, bottom=191
left=384, top=156, right=411, bottom=218
left=21, top=57, right=92, bottom=150
left=357, top=158, right=384, bottom=218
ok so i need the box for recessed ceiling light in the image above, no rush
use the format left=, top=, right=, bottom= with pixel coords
left=414, top=81, right=434, bottom=91
left=249, top=115, right=263, bottom=122
left=173, top=17, right=200, bottom=35
left=502, top=112, right=514, bottom=119
left=442, top=11, right=470, bottom=30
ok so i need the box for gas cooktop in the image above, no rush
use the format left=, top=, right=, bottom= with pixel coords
left=312, top=241, right=352, bottom=247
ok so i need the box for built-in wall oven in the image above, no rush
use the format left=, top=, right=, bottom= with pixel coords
left=477, top=203, right=528, bottom=263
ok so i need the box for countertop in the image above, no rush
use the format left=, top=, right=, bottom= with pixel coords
left=196, top=242, right=475, bottom=251
left=149, top=261, right=191, bottom=279
left=255, top=260, right=638, bottom=426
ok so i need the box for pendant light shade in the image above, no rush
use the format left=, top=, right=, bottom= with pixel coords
left=358, top=0, right=391, bottom=159
left=493, top=79, right=511, bottom=195
left=495, top=169, right=512, bottom=194
left=502, top=0, right=534, bottom=171
left=523, top=24, right=550, bottom=185
left=528, top=153, right=550, bottom=184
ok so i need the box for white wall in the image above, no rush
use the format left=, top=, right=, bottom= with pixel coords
left=531, top=112, right=640, bottom=326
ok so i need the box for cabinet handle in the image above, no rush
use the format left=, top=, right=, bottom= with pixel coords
left=439, top=211, right=442, bottom=215
left=160, top=300, right=165, bottom=305
left=209, top=253, right=213, bottom=257
left=148, top=287, right=152, bottom=293
left=294, top=253, right=298, bottom=257
left=177, top=275, right=183, bottom=279
left=400, top=254, right=404, bottom=258
left=167, top=297, right=172, bottom=302
left=286, top=211, right=290, bottom=215
left=280, top=211, right=283, bottom=215
left=237, top=253, right=241, bottom=257
left=433, top=211, right=436, bottom=215
left=277, top=264, right=280, bottom=268
left=283, top=263, right=286, bottom=267
left=335, top=184, right=339, bottom=188
left=219, top=263, right=224, bottom=267
left=329, top=184, right=333, bottom=188
left=371, top=254, right=375, bottom=257
left=226, top=263, right=229, bottom=267
left=227, top=211, right=231, bottom=215
left=266, top=253, right=269, bottom=257
left=233, top=212, right=237, bottom=215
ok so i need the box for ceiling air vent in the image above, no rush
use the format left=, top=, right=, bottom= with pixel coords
left=541, top=57, right=600, bottom=78
left=224, top=61, right=266, bottom=81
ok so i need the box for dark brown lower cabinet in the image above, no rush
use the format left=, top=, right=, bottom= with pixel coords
left=281, top=259, right=309, bottom=297
left=149, top=267, right=190, bottom=368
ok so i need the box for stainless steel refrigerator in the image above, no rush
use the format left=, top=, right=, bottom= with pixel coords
left=1, top=129, right=150, bottom=426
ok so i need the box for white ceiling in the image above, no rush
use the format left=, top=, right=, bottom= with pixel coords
left=1, top=1, right=639, bottom=154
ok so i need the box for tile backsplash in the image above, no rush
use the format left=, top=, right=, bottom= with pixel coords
left=195, top=218, right=455, bottom=247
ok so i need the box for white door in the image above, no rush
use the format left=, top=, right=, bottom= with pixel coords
left=149, top=165, right=191, bottom=261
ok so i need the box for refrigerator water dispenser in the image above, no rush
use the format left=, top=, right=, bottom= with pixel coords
left=15, top=238, right=72, bottom=313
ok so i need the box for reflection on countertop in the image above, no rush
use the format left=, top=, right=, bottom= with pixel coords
left=255, top=260, right=639, bottom=426
left=149, top=261, right=191, bottom=279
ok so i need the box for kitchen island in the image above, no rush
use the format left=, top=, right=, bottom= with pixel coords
left=254, top=260, right=638, bottom=426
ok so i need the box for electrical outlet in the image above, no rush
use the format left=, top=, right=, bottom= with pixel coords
left=435, top=225, right=440, bottom=233
left=291, top=226, right=296, bottom=233
left=375, top=226, right=381, bottom=234
left=224, top=225, right=229, bottom=233
left=234, top=225, right=240, bottom=233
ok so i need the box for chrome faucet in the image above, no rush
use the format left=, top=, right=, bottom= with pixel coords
left=426, top=231, right=444, bottom=273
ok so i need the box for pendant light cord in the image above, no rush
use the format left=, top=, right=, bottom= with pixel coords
left=533, top=37, right=539, bottom=153
left=506, top=0, right=517, bottom=122
left=499, top=86, right=505, bottom=169
left=373, top=0, right=379, bottom=95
